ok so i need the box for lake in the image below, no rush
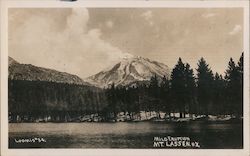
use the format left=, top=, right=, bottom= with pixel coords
left=9, top=121, right=243, bottom=149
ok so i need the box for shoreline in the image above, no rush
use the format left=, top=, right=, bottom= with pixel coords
left=8, top=117, right=243, bottom=124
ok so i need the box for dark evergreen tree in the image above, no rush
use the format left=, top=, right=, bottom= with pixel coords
left=196, top=58, right=214, bottom=116
left=225, top=56, right=243, bottom=117
left=184, top=63, right=196, bottom=115
left=171, top=58, right=186, bottom=118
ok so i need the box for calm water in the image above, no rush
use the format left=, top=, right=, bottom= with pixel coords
left=9, top=121, right=243, bottom=149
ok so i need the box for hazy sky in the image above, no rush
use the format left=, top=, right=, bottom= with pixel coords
left=9, top=8, right=243, bottom=78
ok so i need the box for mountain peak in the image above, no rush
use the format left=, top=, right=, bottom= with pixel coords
left=122, top=55, right=144, bottom=60
left=85, top=56, right=170, bottom=88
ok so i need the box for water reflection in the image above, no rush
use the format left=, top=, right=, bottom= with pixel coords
left=9, top=122, right=243, bottom=149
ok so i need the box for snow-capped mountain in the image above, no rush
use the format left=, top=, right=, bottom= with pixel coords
left=85, top=56, right=170, bottom=88
left=8, top=57, right=90, bottom=85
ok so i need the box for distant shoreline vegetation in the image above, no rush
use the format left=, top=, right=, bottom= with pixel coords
left=8, top=53, right=243, bottom=123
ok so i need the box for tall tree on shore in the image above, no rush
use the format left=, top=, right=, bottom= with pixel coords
left=184, top=63, right=196, bottom=115
left=196, top=58, right=214, bottom=116
left=225, top=55, right=243, bottom=117
left=171, top=58, right=186, bottom=118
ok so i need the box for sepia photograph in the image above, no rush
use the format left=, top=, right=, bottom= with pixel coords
left=1, top=1, right=249, bottom=156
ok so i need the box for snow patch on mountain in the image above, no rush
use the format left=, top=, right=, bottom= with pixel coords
left=85, top=56, right=170, bottom=88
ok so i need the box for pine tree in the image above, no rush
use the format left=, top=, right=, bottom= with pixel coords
left=196, top=58, right=214, bottom=116
left=225, top=55, right=243, bottom=117
left=171, top=58, right=186, bottom=118
left=184, top=63, right=196, bottom=115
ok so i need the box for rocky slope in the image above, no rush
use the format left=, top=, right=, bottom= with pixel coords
left=85, top=56, right=170, bottom=88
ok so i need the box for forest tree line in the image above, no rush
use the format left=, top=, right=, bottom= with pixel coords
left=8, top=80, right=108, bottom=121
left=104, top=53, right=243, bottom=118
left=8, top=53, right=243, bottom=121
